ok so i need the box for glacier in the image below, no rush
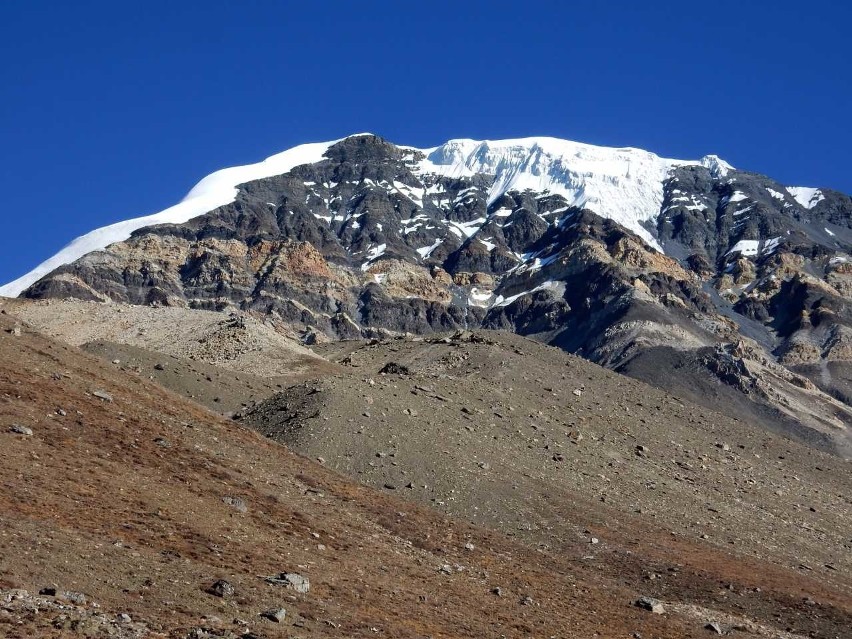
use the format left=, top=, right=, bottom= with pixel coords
left=415, top=137, right=734, bottom=249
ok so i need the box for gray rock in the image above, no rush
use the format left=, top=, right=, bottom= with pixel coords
left=261, top=608, right=287, bottom=623
left=379, top=362, right=410, bottom=375
left=222, top=496, right=247, bottom=513
left=9, top=424, right=33, bottom=436
left=265, top=572, right=310, bottom=593
left=207, top=579, right=235, bottom=598
left=705, top=622, right=724, bottom=634
left=92, top=390, right=113, bottom=402
left=635, top=596, right=665, bottom=614
left=57, top=590, right=87, bottom=605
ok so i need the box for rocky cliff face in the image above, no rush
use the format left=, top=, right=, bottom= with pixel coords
left=17, top=134, right=852, bottom=456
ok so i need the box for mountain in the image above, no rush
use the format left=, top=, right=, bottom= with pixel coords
left=2, top=134, right=852, bottom=637
left=0, top=134, right=730, bottom=298
left=5, top=133, right=852, bottom=456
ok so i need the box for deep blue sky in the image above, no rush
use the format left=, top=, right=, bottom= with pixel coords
left=2, top=0, right=850, bottom=285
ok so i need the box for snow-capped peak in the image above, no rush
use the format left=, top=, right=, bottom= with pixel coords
left=0, top=134, right=731, bottom=297
left=699, top=154, right=735, bottom=178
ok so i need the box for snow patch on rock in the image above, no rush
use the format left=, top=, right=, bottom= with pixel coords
left=786, top=186, right=824, bottom=210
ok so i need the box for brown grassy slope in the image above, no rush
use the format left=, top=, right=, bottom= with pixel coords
left=0, top=311, right=730, bottom=639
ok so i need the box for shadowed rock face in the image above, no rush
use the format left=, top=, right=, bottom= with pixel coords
left=20, top=134, right=852, bottom=456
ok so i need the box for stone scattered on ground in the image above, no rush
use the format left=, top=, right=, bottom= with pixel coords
left=636, top=596, right=666, bottom=614
left=261, top=607, right=287, bottom=623
left=264, top=572, right=310, bottom=594
left=9, top=424, right=33, bottom=436
left=222, top=496, right=248, bottom=513
left=207, top=579, right=235, bottom=598
left=1, top=589, right=148, bottom=638
left=1, top=311, right=850, bottom=639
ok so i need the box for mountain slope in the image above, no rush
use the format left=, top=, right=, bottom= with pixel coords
left=6, top=133, right=852, bottom=456
left=0, top=139, right=342, bottom=298
left=2, top=312, right=850, bottom=638
left=240, top=329, right=852, bottom=638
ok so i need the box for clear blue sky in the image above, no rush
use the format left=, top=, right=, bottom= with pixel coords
left=2, top=0, right=850, bottom=286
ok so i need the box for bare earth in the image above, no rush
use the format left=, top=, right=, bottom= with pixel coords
left=0, top=304, right=850, bottom=637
